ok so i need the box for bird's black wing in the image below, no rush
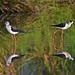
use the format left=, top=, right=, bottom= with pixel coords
left=11, top=56, right=20, bottom=62
left=53, top=54, right=65, bottom=58
left=11, top=26, right=25, bottom=33
left=11, top=54, right=25, bottom=62
left=52, top=23, right=65, bottom=27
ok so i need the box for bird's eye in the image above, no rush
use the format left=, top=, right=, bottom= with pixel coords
left=70, top=21, right=72, bottom=22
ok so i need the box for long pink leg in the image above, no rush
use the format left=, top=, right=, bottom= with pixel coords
left=11, top=35, right=14, bottom=52
left=13, top=34, right=17, bottom=54
left=11, top=35, right=14, bottom=41
left=60, top=30, right=64, bottom=51
left=11, top=34, right=16, bottom=54
left=52, top=30, right=59, bottom=50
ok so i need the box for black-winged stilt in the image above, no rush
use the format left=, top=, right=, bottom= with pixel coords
left=5, top=21, right=25, bottom=53
left=52, top=52, right=74, bottom=60
left=52, top=21, right=73, bottom=30
left=5, top=21, right=25, bottom=35
left=52, top=21, right=73, bottom=50
left=5, top=21, right=25, bottom=41
left=6, top=54, right=25, bottom=67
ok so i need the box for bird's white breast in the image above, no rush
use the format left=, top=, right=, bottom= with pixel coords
left=6, top=25, right=18, bottom=34
left=62, top=23, right=71, bottom=30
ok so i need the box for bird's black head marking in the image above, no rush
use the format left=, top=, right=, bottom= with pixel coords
left=69, top=20, right=73, bottom=22
left=67, top=20, right=73, bottom=24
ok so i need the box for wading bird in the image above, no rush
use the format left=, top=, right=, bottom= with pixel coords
left=5, top=21, right=25, bottom=40
left=52, top=52, right=74, bottom=60
left=6, top=54, right=25, bottom=67
left=52, top=21, right=73, bottom=50
left=52, top=21, right=73, bottom=30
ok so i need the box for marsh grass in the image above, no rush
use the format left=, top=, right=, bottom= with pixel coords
left=0, top=0, right=75, bottom=75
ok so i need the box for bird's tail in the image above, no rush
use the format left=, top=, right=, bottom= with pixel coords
left=19, top=54, right=25, bottom=58
left=19, top=30, right=25, bottom=33
left=52, top=54, right=59, bottom=56
left=51, top=25, right=55, bottom=27
left=20, top=30, right=33, bottom=33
